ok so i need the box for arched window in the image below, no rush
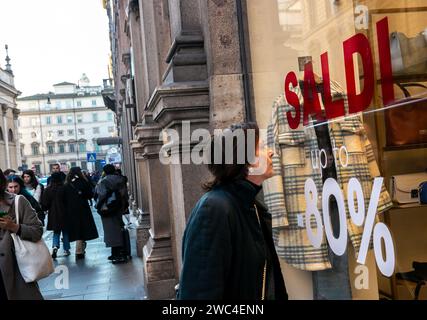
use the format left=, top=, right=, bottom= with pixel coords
left=31, top=142, right=40, bottom=156
left=8, top=129, right=14, bottom=142
left=0, top=127, right=3, bottom=141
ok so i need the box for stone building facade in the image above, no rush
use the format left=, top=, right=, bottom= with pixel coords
left=17, top=80, right=118, bottom=176
left=0, top=65, right=21, bottom=172
left=104, top=0, right=250, bottom=299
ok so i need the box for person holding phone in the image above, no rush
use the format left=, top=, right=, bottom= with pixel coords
left=0, top=168, right=44, bottom=300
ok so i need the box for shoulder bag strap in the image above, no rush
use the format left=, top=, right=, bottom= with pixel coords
left=14, top=195, right=21, bottom=225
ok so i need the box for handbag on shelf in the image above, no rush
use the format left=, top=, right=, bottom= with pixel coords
left=390, top=30, right=427, bottom=76
left=384, top=83, right=427, bottom=146
left=391, top=172, right=427, bottom=204
left=10, top=195, right=54, bottom=283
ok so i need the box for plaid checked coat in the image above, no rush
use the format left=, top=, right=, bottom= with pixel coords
left=264, top=85, right=393, bottom=271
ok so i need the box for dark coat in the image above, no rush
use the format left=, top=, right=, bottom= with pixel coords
left=40, top=185, right=66, bottom=233
left=94, top=174, right=128, bottom=247
left=63, top=178, right=99, bottom=242
left=178, top=179, right=288, bottom=300
left=0, top=193, right=44, bottom=300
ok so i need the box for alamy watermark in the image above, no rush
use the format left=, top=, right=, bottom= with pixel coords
left=158, top=121, right=269, bottom=176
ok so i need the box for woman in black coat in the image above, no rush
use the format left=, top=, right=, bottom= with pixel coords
left=63, top=167, right=99, bottom=259
left=178, top=123, right=288, bottom=300
left=41, top=172, right=69, bottom=259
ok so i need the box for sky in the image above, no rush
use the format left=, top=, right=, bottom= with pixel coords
left=0, top=0, right=111, bottom=97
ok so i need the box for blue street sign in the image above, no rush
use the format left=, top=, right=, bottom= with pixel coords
left=87, top=153, right=97, bottom=162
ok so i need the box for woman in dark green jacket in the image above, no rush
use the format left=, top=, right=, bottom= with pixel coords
left=178, top=123, right=287, bottom=300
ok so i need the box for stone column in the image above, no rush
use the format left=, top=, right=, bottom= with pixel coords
left=12, top=108, right=21, bottom=169
left=131, top=140, right=151, bottom=258
left=199, top=0, right=247, bottom=128
left=1, top=104, right=10, bottom=168
left=134, top=121, right=176, bottom=300
left=128, top=0, right=148, bottom=121
left=147, top=80, right=210, bottom=279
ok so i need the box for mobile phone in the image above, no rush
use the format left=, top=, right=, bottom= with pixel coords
left=0, top=211, right=8, bottom=218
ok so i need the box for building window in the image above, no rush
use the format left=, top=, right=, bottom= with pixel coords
left=91, top=99, right=97, bottom=106
left=46, top=116, right=51, bottom=125
left=93, top=127, right=100, bottom=134
left=47, top=131, right=53, bottom=139
left=55, top=101, right=61, bottom=109
left=47, top=144, right=55, bottom=154
left=92, top=113, right=98, bottom=122
left=59, top=143, right=65, bottom=153
left=31, top=131, right=37, bottom=138
left=68, top=129, right=74, bottom=136
left=78, top=128, right=85, bottom=135
left=81, top=161, right=88, bottom=171
left=58, top=130, right=64, bottom=137
left=57, top=116, right=63, bottom=124
left=76, top=100, right=82, bottom=107
left=67, top=115, right=73, bottom=124
left=107, top=113, right=113, bottom=121
left=79, top=142, right=86, bottom=152
left=69, top=143, right=75, bottom=153
left=108, top=126, right=115, bottom=133
left=8, top=129, right=13, bottom=142
left=31, top=144, right=39, bottom=155
left=66, top=100, right=72, bottom=108
left=77, top=114, right=83, bottom=123
left=70, top=161, right=77, bottom=168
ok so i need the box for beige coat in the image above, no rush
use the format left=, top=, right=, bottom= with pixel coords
left=0, top=192, right=44, bottom=300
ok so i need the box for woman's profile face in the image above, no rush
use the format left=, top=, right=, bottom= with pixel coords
left=248, top=138, right=274, bottom=180
left=23, top=174, right=31, bottom=184
left=7, top=182, right=21, bottom=194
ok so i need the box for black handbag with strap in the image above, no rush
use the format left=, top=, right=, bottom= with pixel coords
left=396, top=261, right=427, bottom=300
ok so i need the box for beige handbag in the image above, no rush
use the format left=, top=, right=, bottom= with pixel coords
left=10, top=195, right=54, bottom=283
left=390, top=30, right=427, bottom=75
left=391, top=172, right=427, bottom=204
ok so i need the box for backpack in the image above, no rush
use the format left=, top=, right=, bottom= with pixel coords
left=98, top=189, right=122, bottom=217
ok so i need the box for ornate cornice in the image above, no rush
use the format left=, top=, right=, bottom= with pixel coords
left=145, top=81, right=209, bottom=128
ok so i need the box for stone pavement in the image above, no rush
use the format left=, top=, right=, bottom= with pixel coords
left=38, top=208, right=146, bottom=300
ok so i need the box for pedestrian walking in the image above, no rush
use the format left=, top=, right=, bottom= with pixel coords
left=94, top=164, right=129, bottom=264
left=177, top=122, right=288, bottom=300
left=47, top=164, right=66, bottom=186
left=6, top=176, right=45, bottom=226
left=0, top=169, right=44, bottom=300
left=22, top=169, right=44, bottom=203
left=63, top=167, right=98, bottom=259
left=41, top=172, right=70, bottom=259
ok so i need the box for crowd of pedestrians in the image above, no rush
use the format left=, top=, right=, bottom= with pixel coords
left=0, top=163, right=131, bottom=300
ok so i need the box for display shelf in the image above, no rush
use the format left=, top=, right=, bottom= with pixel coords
left=383, top=143, right=427, bottom=152
left=391, top=202, right=427, bottom=210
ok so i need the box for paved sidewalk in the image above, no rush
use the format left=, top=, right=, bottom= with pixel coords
left=38, top=208, right=146, bottom=300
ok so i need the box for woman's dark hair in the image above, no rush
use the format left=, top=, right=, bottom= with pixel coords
left=6, top=175, right=33, bottom=199
left=203, top=122, right=259, bottom=191
left=66, top=167, right=87, bottom=184
left=3, top=169, right=16, bottom=176
left=103, top=164, right=116, bottom=175
left=49, top=172, right=65, bottom=187
left=22, top=169, right=39, bottom=189
left=0, top=169, right=7, bottom=199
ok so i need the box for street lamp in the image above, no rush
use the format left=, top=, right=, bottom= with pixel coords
left=37, top=97, right=50, bottom=175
